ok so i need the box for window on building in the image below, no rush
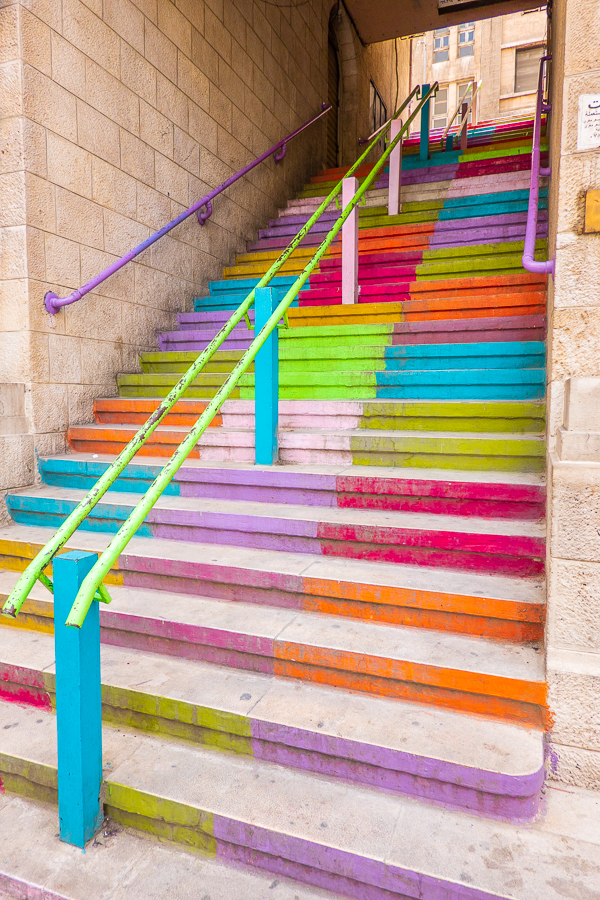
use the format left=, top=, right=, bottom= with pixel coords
left=514, top=45, right=545, bottom=94
left=433, top=28, right=450, bottom=63
left=458, top=81, right=473, bottom=124
left=458, top=22, right=475, bottom=57
left=369, top=80, right=387, bottom=144
left=432, top=87, right=448, bottom=130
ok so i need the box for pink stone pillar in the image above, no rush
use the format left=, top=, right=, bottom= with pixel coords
left=388, top=119, right=403, bottom=217
left=342, top=176, right=359, bottom=305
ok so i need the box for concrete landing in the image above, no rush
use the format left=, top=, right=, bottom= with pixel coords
left=1, top=703, right=599, bottom=900
left=0, top=795, right=344, bottom=900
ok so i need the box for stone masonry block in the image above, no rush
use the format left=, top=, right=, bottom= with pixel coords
left=550, top=462, right=600, bottom=562
left=29, top=382, right=68, bottom=433
left=564, top=377, right=600, bottom=432
left=140, top=100, right=174, bottom=158
left=91, top=158, right=137, bottom=220
left=548, top=659, right=600, bottom=753
left=548, top=557, right=600, bottom=653
left=549, top=743, right=600, bottom=791
left=80, top=338, right=122, bottom=385
left=564, top=0, right=600, bottom=79
left=0, top=116, right=23, bottom=175
left=150, top=233, right=192, bottom=280
left=23, top=66, right=77, bottom=141
left=0, top=60, right=22, bottom=119
left=175, top=0, right=204, bottom=33
left=0, top=280, right=29, bottom=331
left=178, top=53, right=210, bottom=113
left=63, top=0, right=120, bottom=78
left=145, top=19, right=177, bottom=83
left=0, top=384, right=25, bottom=419
left=104, top=0, right=145, bottom=54
left=22, top=119, right=47, bottom=179
left=174, top=127, right=199, bottom=175
left=26, top=227, right=46, bottom=281
left=24, top=172, right=55, bottom=233
left=205, top=7, right=231, bottom=64
left=191, top=28, right=218, bottom=84
left=155, top=153, right=189, bottom=206
left=103, top=208, right=149, bottom=258
left=51, top=32, right=87, bottom=97
left=0, top=332, right=31, bottom=383
left=45, top=233, right=81, bottom=286
left=48, top=334, right=82, bottom=384
left=85, top=58, right=140, bottom=136
left=21, top=7, right=52, bottom=77
left=157, top=73, right=189, bottom=131
left=47, top=133, right=92, bottom=199
left=64, top=289, right=124, bottom=344
left=121, top=43, right=157, bottom=107
left=79, top=245, right=134, bottom=304
left=557, top=429, right=600, bottom=462
left=136, top=181, right=171, bottom=230
left=0, top=226, right=27, bottom=279
left=0, top=6, right=19, bottom=65
left=554, top=234, right=600, bottom=309
left=551, top=307, right=600, bottom=376
left=188, top=102, right=218, bottom=155
left=131, top=0, right=158, bottom=24
left=0, top=435, right=35, bottom=491
left=0, top=170, right=26, bottom=228
left=55, top=187, right=104, bottom=251
left=120, top=129, right=155, bottom=188
left=76, top=100, right=121, bottom=167
left=158, top=0, right=192, bottom=56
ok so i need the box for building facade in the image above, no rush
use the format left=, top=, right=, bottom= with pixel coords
left=410, top=8, right=547, bottom=130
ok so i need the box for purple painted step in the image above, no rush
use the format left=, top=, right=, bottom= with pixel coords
left=391, top=314, right=546, bottom=346
left=160, top=331, right=254, bottom=351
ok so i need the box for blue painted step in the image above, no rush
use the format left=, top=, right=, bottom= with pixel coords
left=383, top=341, right=545, bottom=371
left=375, top=368, right=545, bottom=401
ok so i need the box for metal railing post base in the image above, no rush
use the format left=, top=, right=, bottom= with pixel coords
left=254, top=287, right=279, bottom=464
left=54, top=551, right=103, bottom=848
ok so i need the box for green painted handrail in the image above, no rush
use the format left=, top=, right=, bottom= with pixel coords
left=65, top=83, right=438, bottom=628
left=1, top=83, right=431, bottom=624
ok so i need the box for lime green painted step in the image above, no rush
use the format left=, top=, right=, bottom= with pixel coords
left=359, top=400, right=545, bottom=434
left=279, top=324, right=393, bottom=347
left=140, top=351, right=247, bottom=375
left=118, top=373, right=240, bottom=400
left=349, top=433, right=545, bottom=473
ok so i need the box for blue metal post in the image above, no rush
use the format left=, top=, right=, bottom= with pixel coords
left=420, top=84, right=431, bottom=161
left=445, top=134, right=454, bottom=152
left=254, top=286, right=279, bottom=464
left=54, top=551, right=103, bottom=848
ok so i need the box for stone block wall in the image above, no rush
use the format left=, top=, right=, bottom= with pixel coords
left=0, top=0, right=401, bottom=512
left=546, top=0, right=600, bottom=790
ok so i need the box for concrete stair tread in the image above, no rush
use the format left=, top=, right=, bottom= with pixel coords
left=14, top=485, right=546, bottom=538
left=0, top=622, right=543, bottom=782
left=2, top=702, right=599, bottom=900
left=0, top=797, right=347, bottom=900
left=0, top=576, right=544, bottom=681
left=46, top=453, right=547, bottom=487
left=0, top=523, right=544, bottom=605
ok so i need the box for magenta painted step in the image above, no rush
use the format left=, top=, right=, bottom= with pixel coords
left=84, top=499, right=546, bottom=577
left=391, top=314, right=546, bottom=345
left=300, top=283, right=411, bottom=304
left=321, top=250, right=425, bottom=269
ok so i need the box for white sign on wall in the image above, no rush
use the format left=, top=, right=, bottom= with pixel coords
left=578, top=95, right=600, bottom=152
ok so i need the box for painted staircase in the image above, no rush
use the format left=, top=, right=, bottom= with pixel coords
left=0, top=118, right=577, bottom=900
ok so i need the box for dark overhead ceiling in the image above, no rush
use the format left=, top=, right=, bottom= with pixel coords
left=343, top=0, right=545, bottom=44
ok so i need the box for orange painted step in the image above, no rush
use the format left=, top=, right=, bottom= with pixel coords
left=94, top=398, right=222, bottom=428
left=67, top=425, right=208, bottom=458
left=311, top=162, right=375, bottom=183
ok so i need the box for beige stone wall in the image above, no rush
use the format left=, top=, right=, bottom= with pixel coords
left=545, top=0, right=600, bottom=791
left=0, top=0, right=398, bottom=510
left=331, top=6, right=410, bottom=166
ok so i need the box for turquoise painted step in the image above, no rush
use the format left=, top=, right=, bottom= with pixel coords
left=384, top=342, right=544, bottom=371
left=442, top=187, right=548, bottom=209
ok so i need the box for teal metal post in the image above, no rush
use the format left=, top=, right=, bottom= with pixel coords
left=420, top=84, right=431, bottom=161
left=54, top=551, right=103, bottom=848
left=254, top=287, right=279, bottom=464
left=445, top=134, right=454, bottom=152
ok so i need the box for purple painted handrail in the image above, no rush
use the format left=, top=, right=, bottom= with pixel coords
left=522, top=54, right=554, bottom=277
left=44, top=103, right=331, bottom=315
